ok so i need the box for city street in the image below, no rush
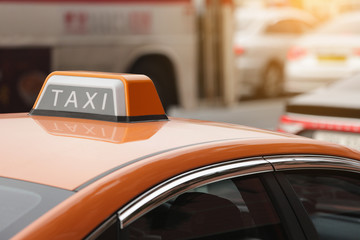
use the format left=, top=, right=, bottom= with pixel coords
left=168, top=97, right=287, bottom=130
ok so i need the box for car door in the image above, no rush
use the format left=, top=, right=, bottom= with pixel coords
left=86, top=156, right=305, bottom=240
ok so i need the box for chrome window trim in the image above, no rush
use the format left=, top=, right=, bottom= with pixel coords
left=264, top=154, right=360, bottom=173
left=118, top=157, right=272, bottom=229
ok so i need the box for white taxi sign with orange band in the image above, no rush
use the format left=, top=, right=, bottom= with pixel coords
left=30, top=71, right=167, bottom=122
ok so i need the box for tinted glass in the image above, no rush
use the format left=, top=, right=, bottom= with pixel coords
left=95, top=217, right=119, bottom=240
left=286, top=172, right=360, bottom=240
left=0, top=177, right=73, bottom=239
left=265, top=20, right=311, bottom=34
left=122, top=176, right=286, bottom=240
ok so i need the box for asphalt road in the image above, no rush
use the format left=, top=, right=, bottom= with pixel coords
left=168, top=97, right=287, bottom=130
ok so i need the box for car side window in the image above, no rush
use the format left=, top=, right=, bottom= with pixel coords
left=88, top=216, right=120, bottom=240
left=265, top=19, right=311, bottom=35
left=285, top=172, right=360, bottom=240
left=95, top=222, right=118, bottom=240
left=296, top=21, right=313, bottom=34
left=120, top=176, right=287, bottom=240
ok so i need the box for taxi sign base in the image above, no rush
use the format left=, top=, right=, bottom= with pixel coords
left=30, top=109, right=168, bottom=122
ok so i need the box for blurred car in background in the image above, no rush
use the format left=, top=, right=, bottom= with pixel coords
left=285, top=11, right=360, bottom=94
left=234, top=7, right=315, bottom=99
left=278, top=73, right=360, bottom=150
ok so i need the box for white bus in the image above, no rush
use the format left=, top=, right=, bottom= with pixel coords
left=0, top=0, right=199, bottom=112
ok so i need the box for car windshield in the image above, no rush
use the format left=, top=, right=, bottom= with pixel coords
left=0, top=177, right=73, bottom=239
left=315, top=15, right=360, bottom=34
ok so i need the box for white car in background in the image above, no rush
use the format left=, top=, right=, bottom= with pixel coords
left=278, top=73, right=360, bottom=150
left=285, top=11, right=360, bottom=94
left=234, top=7, right=315, bottom=99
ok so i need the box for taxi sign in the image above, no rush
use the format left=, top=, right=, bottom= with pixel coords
left=30, top=71, right=167, bottom=122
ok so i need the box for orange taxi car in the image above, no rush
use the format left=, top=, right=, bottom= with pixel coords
left=2, top=71, right=360, bottom=240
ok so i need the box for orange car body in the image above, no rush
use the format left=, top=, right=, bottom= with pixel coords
left=2, top=71, right=360, bottom=239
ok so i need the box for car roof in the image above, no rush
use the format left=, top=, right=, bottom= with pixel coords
left=286, top=74, right=360, bottom=117
left=2, top=112, right=360, bottom=191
